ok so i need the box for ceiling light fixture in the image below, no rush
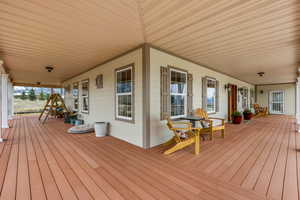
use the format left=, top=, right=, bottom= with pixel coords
left=257, top=72, right=265, bottom=77
left=45, top=66, right=54, bottom=72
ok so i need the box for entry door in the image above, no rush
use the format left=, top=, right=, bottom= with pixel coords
left=269, top=91, right=284, bottom=114
left=228, top=84, right=238, bottom=121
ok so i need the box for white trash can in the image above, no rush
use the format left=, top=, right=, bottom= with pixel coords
left=94, top=122, right=107, bottom=137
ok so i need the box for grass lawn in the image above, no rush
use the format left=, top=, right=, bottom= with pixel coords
left=14, top=98, right=47, bottom=113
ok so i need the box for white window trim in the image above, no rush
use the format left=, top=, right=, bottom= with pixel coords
left=81, top=79, right=89, bottom=114
left=170, top=68, right=188, bottom=119
left=72, top=83, right=79, bottom=111
left=269, top=90, right=285, bottom=114
left=116, top=66, right=133, bottom=121
left=241, top=88, right=249, bottom=109
left=206, top=77, right=216, bottom=114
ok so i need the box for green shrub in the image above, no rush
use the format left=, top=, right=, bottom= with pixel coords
left=243, top=108, right=252, bottom=114
left=232, top=111, right=242, bottom=117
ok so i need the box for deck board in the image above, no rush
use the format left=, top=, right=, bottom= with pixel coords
left=0, top=125, right=19, bottom=200
left=0, top=115, right=298, bottom=199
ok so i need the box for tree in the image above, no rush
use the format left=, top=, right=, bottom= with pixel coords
left=28, top=88, right=36, bottom=101
left=20, top=91, right=27, bottom=100
left=39, top=90, right=45, bottom=100
left=45, top=93, right=50, bottom=100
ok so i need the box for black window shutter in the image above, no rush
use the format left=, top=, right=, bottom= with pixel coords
left=160, top=67, right=170, bottom=120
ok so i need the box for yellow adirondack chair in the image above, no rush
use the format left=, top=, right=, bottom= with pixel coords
left=194, top=108, right=225, bottom=140
left=163, top=119, right=201, bottom=155
left=253, top=104, right=268, bottom=117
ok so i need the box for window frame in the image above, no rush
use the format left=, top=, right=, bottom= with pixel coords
left=81, top=79, right=89, bottom=114
left=241, top=87, right=249, bottom=109
left=115, top=64, right=135, bottom=123
left=169, top=67, right=188, bottom=119
left=72, top=82, right=79, bottom=111
left=250, top=88, right=255, bottom=108
left=206, top=77, right=217, bottom=114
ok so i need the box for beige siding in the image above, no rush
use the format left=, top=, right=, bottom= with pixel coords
left=63, top=49, right=144, bottom=147
left=149, top=48, right=254, bottom=147
left=256, top=83, right=295, bottom=116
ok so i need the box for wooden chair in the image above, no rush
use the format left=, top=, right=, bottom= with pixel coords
left=163, top=119, right=201, bottom=155
left=253, top=104, right=268, bottom=116
left=194, top=108, right=225, bottom=140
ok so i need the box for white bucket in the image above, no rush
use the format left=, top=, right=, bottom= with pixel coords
left=94, top=122, right=107, bottom=137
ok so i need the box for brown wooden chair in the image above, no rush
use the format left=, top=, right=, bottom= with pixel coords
left=194, top=108, right=225, bottom=140
left=163, top=118, right=201, bottom=155
left=253, top=104, right=268, bottom=116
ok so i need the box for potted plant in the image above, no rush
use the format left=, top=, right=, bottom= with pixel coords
left=232, top=111, right=243, bottom=124
left=243, top=108, right=253, bottom=120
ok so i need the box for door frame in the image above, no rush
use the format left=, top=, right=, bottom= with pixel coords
left=269, top=90, right=284, bottom=114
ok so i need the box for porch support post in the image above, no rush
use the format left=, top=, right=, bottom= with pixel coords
left=142, top=43, right=151, bottom=149
left=297, top=78, right=300, bottom=130
left=7, top=80, right=13, bottom=120
left=0, top=74, right=9, bottom=129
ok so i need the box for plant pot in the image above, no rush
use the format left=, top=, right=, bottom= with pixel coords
left=232, top=116, right=243, bottom=124
left=243, top=113, right=252, bottom=120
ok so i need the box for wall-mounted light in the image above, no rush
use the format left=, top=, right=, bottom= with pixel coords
left=224, top=84, right=229, bottom=90
left=260, top=90, right=264, bottom=94
left=225, top=84, right=232, bottom=93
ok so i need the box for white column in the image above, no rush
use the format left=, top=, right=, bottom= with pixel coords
left=296, top=78, right=300, bottom=124
left=11, top=83, right=14, bottom=118
left=0, top=77, right=2, bottom=142
left=7, top=81, right=13, bottom=120
left=296, top=77, right=300, bottom=134
left=1, top=74, right=9, bottom=128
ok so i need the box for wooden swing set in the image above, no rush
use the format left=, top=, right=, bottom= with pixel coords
left=39, top=93, right=69, bottom=123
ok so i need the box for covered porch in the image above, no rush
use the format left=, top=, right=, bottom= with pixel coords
left=0, top=115, right=297, bottom=200
left=0, top=1, right=300, bottom=199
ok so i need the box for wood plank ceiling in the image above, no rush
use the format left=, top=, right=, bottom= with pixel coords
left=0, top=0, right=299, bottom=85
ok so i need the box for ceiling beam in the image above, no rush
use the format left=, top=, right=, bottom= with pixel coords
left=13, top=82, right=62, bottom=88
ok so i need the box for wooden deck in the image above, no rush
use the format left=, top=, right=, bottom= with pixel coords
left=0, top=115, right=298, bottom=200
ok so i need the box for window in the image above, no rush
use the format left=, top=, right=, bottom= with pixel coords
left=116, top=65, right=134, bottom=121
left=250, top=88, right=254, bottom=108
left=72, top=82, right=79, bottom=111
left=206, top=78, right=217, bottom=113
left=202, top=77, right=219, bottom=113
left=241, top=88, right=249, bottom=109
left=170, top=69, right=187, bottom=118
left=81, top=80, right=89, bottom=113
